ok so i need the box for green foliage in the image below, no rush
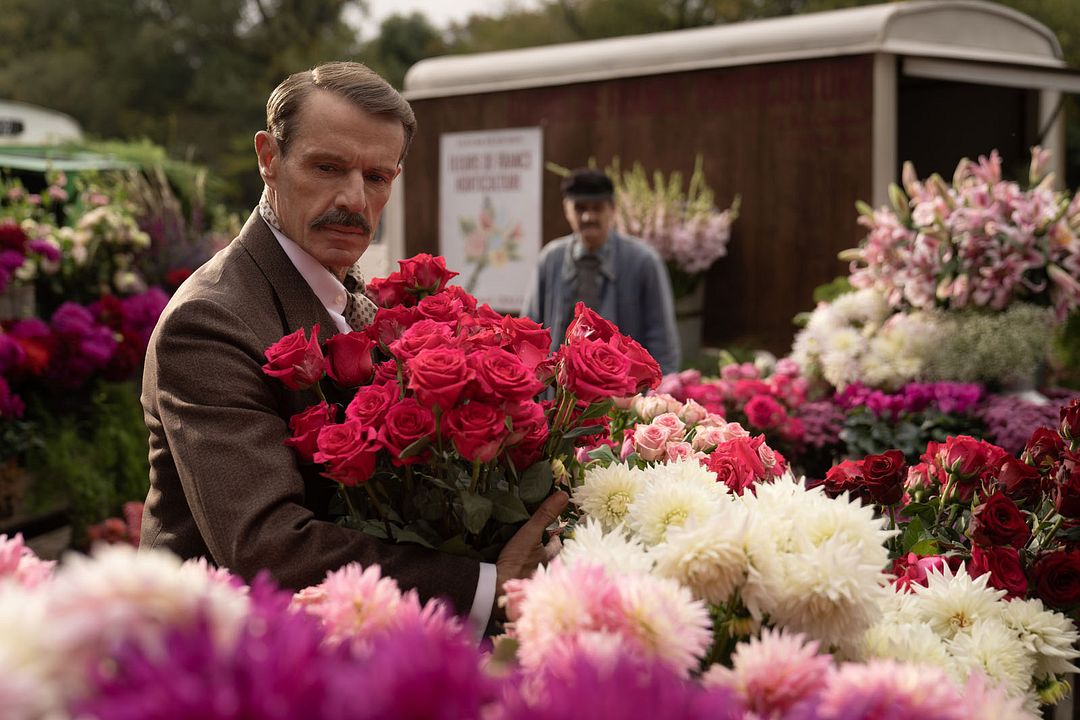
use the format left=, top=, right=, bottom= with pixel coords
left=1052, top=309, right=1080, bottom=389
left=839, top=406, right=985, bottom=463
left=812, top=276, right=854, bottom=304
left=22, top=382, right=149, bottom=546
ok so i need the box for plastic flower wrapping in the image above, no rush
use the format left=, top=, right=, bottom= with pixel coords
left=262, top=254, right=663, bottom=559
left=845, top=147, right=1080, bottom=320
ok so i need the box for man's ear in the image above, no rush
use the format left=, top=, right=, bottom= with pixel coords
left=254, top=131, right=278, bottom=185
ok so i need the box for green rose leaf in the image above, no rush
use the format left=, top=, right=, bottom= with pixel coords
left=460, top=491, right=493, bottom=534
left=519, top=460, right=553, bottom=504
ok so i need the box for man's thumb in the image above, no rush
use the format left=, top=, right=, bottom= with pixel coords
left=522, top=490, right=569, bottom=537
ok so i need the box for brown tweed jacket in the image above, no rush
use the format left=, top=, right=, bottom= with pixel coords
left=139, top=210, right=480, bottom=613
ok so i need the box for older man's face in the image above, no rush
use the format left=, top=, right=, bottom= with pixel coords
left=563, top=197, right=615, bottom=252
left=255, top=90, right=403, bottom=280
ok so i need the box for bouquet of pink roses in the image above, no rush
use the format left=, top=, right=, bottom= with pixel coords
left=262, top=254, right=661, bottom=560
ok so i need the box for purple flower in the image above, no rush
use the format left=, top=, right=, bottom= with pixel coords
left=0, top=333, right=25, bottom=375
left=345, top=605, right=496, bottom=720
left=47, top=302, right=117, bottom=389
left=0, top=249, right=24, bottom=272
left=0, top=376, right=24, bottom=419
left=27, top=238, right=60, bottom=263
left=493, top=648, right=743, bottom=720
left=121, top=288, right=169, bottom=345
left=799, top=401, right=846, bottom=450
left=73, top=578, right=365, bottom=720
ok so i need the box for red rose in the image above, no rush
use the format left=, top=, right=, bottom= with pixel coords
left=505, top=400, right=547, bottom=445
left=731, top=379, right=772, bottom=405
left=164, top=267, right=192, bottom=290
left=0, top=220, right=27, bottom=251
left=557, top=337, right=636, bottom=403
left=969, top=545, right=1028, bottom=599
left=314, top=420, right=380, bottom=486
left=862, top=450, right=907, bottom=506
left=564, top=303, right=618, bottom=344
left=442, top=401, right=509, bottom=462
left=406, top=348, right=472, bottom=411
left=471, top=347, right=545, bottom=403
left=324, top=331, right=375, bottom=388
left=500, top=315, right=551, bottom=371
left=970, top=492, right=1031, bottom=548
left=390, top=319, right=456, bottom=362
left=824, top=459, right=866, bottom=500
left=379, top=397, right=435, bottom=466
left=1054, top=453, right=1080, bottom=519
left=1024, top=427, right=1065, bottom=470
left=366, top=305, right=418, bottom=347
left=262, top=325, right=324, bottom=391
left=1032, top=549, right=1080, bottom=609
left=345, top=382, right=398, bottom=427
left=284, top=401, right=336, bottom=462
left=939, top=436, right=998, bottom=479
left=996, top=456, right=1042, bottom=505
left=706, top=436, right=767, bottom=495
left=440, top=285, right=478, bottom=314
left=507, top=423, right=548, bottom=470
left=744, top=395, right=787, bottom=430
left=416, top=292, right=466, bottom=324
left=397, top=254, right=459, bottom=294
left=371, top=360, right=399, bottom=387
left=365, top=276, right=409, bottom=308
left=612, top=333, right=661, bottom=393
left=1062, top=398, right=1080, bottom=444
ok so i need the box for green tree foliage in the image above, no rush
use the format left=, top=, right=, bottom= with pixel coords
left=0, top=0, right=368, bottom=208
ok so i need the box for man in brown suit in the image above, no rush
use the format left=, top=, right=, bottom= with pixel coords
left=140, top=62, right=566, bottom=626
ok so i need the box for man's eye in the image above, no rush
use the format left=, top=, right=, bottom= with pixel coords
left=316, top=164, right=337, bottom=173
left=366, top=174, right=388, bottom=185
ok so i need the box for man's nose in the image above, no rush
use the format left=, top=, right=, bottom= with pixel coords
left=336, top=171, right=367, bottom=213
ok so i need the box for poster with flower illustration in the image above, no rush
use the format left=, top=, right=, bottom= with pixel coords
left=439, top=127, right=542, bottom=312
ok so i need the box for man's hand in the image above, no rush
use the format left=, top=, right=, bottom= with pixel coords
left=493, top=490, right=569, bottom=619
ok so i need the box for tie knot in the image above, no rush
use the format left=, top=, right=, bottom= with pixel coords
left=577, top=254, right=601, bottom=271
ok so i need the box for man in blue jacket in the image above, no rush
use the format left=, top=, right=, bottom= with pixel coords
left=522, top=168, right=680, bottom=375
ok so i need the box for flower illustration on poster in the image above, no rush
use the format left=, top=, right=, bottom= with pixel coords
left=459, top=196, right=523, bottom=294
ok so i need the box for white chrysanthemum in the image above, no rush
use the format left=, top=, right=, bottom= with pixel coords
left=0, top=586, right=55, bottom=719
left=910, top=565, right=1006, bottom=641
left=948, top=618, right=1036, bottom=700
left=615, top=571, right=713, bottom=676
left=560, top=519, right=654, bottom=575
left=644, top=457, right=729, bottom=493
left=859, top=620, right=956, bottom=679
left=740, top=480, right=892, bottom=648
left=1000, top=597, right=1080, bottom=678
left=627, top=471, right=728, bottom=545
left=573, top=463, right=647, bottom=531
left=650, top=509, right=749, bottom=605
left=830, top=288, right=890, bottom=328
left=41, top=545, right=249, bottom=697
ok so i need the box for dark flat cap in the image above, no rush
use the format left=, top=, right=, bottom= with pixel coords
left=560, top=168, right=614, bottom=201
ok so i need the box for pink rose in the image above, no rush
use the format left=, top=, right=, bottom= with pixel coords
left=371, top=360, right=399, bottom=387
left=633, top=424, right=669, bottom=462
left=665, top=441, right=698, bottom=463
left=650, top=412, right=686, bottom=441
left=557, top=337, right=636, bottom=403
left=314, top=421, right=380, bottom=486
left=380, top=398, right=435, bottom=466
left=744, top=395, right=787, bottom=430
left=406, top=348, right=472, bottom=411
left=262, top=325, right=324, bottom=390
left=471, top=347, right=545, bottom=403
left=632, top=395, right=671, bottom=423
left=443, top=401, right=509, bottom=462
left=891, top=553, right=947, bottom=592
left=691, top=425, right=728, bottom=453
left=345, top=382, right=398, bottom=427
left=323, top=331, right=375, bottom=387
left=678, top=399, right=709, bottom=425
left=283, top=401, right=336, bottom=462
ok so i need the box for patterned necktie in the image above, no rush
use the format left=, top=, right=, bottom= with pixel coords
left=258, top=188, right=379, bottom=331
left=575, top=253, right=602, bottom=310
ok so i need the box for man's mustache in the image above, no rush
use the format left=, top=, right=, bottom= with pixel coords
left=312, top=209, right=371, bottom=234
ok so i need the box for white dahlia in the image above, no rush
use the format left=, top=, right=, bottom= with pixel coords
left=1000, top=597, right=1080, bottom=678
left=910, top=565, right=1006, bottom=641
left=948, top=618, right=1036, bottom=701
left=559, top=519, right=653, bottom=576
left=572, top=463, right=647, bottom=531
left=627, top=470, right=728, bottom=546
left=649, top=509, right=749, bottom=606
